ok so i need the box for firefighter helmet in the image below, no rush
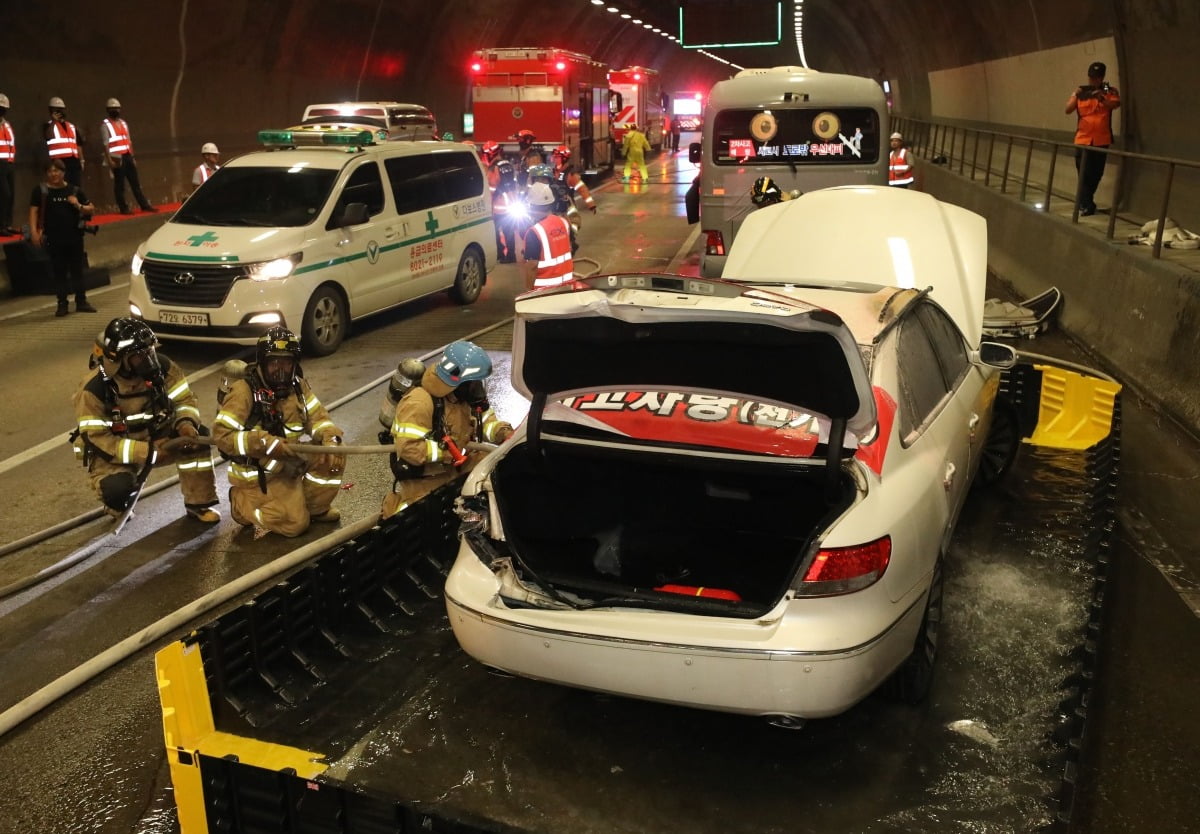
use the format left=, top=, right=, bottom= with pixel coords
left=526, top=182, right=556, bottom=209
left=48, top=96, right=66, bottom=110
left=552, top=144, right=570, bottom=161
left=481, top=140, right=500, bottom=164
left=201, top=142, right=219, bottom=155
left=517, top=129, right=536, bottom=148
left=495, top=159, right=516, bottom=185
left=527, top=163, right=554, bottom=182
left=0, top=93, right=9, bottom=109
left=435, top=341, right=492, bottom=388
left=106, top=97, right=121, bottom=109
left=750, top=176, right=784, bottom=207
left=256, top=326, right=301, bottom=390
left=101, top=317, right=162, bottom=379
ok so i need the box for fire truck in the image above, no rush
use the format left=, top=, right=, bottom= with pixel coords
left=609, top=66, right=665, bottom=151
left=469, top=47, right=613, bottom=174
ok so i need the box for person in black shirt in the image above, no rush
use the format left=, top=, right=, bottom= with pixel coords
left=29, top=159, right=97, bottom=316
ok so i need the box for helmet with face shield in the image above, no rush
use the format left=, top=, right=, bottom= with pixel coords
left=255, top=326, right=301, bottom=391
left=750, top=176, right=784, bottom=207
left=101, top=317, right=162, bottom=380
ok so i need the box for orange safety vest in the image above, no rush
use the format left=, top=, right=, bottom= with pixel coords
left=529, top=214, right=574, bottom=289
left=46, top=121, right=81, bottom=159
left=0, top=120, right=14, bottom=162
left=1073, top=86, right=1120, bottom=146
left=194, top=163, right=219, bottom=183
left=103, top=118, right=133, bottom=156
left=888, top=147, right=914, bottom=186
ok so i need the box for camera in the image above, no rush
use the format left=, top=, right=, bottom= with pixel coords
left=79, top=221, right=99, bottom=235
left=1076, top=82, right=1111, bottom=101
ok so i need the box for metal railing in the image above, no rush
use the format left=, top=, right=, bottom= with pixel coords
left=893, top=118, right=1200, bottom=260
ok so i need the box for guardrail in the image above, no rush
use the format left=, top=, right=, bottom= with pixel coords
left=893, top=118, right=1200, bottom=260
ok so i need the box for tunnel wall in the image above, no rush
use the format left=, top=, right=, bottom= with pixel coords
left=923, top=163, right=1200, bottom=439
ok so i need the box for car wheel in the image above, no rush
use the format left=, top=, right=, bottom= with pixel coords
left=449, top=247, right=484, bottom=305
left=976, top=399, right=1021, bottom=486
left=301, top=285, right=346, bottom=357
left=884, top=559, right=943, bottom=704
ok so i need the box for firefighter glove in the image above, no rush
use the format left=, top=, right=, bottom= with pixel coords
left=317, top=435, right=346, bottom=473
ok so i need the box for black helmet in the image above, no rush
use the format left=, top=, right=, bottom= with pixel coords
left=101, top=317, right=161, bottom=379
left=751, top=176, right=784, bottom=207
left=256, top=326, right=301, bottom=390
left=495, top=159, right=516, bottom=184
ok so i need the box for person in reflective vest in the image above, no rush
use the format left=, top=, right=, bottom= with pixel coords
left=381, top=341, right=512, bottom=519
left=0, top=93, right=16, bottom=235
left=621, top=123, right=651, bottom=184
left=551, top=144, right=598, bottom=215
left=192, top=142, right=220, bottom=190
left=487, top=157, right=520, bottom=262
left=72, top=318, right=220, bottom=523
left=102, top=98, right=156, bottom=214
left=521, top=182, right=576, bottom=290
left=212, top=327, right=346, bottom=538
left=888, top=132, right=915, bottom=187
left=43, top=97, right=84, bottom=188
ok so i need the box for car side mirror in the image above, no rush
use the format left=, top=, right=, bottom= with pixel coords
left=337, top=202, right=369, bottom=227
left=688, top=142, right=702, bottom=164
left=973, top=341, right=1018, bottom=369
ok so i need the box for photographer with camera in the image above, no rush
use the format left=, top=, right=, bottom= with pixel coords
left=1065, top=61, right=1121, bottom=216
left=28, top=159, right=98, bottom=316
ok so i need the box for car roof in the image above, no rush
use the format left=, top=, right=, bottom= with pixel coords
left=722, top=186, right=988, bottom=345
left=226, top=137, right=476, bottom=170
left=512, top=273, right=877, bottom=443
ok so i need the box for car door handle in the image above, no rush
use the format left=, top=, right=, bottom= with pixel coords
left=943, top=462, right=957, bottom=491
left=384, top=227, right=398, bottom=240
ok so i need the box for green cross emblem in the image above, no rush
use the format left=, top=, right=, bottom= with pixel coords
left=186, top=231, right=219, bottom=247
left=424, top=211, right=439, bottom=236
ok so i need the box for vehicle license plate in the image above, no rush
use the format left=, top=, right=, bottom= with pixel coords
left=158, top=310, right=210, bottom=327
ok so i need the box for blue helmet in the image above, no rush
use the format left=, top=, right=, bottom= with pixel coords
left=435, top=341, right=492, bottom=387
left=527, top=163, right=554, bottom=182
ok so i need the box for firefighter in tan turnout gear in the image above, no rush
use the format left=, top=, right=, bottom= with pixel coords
left=72, top=318, right=219, bottom=522
left=381, top=341, right=513, bottom=519
left=212, top=327, right=346, bottom=538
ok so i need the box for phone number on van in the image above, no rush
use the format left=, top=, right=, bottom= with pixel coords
left=410, top=238, right=444, bottom=276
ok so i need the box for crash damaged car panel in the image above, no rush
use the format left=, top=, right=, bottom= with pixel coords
left=511, top=275, right=877, bottom=442
left=722, top=185, right=988, bottom=347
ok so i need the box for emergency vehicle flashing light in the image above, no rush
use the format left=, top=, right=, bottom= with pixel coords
left=257, top=128, right=382, bottom=148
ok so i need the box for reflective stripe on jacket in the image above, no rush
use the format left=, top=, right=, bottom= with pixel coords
left=46, top=121, right=81, bottom=159
left=103, top=118, right=133, bottom=156
left=0, top=121, right=14, bottom=161
left=530, top=215, right=574, bottom=289
left=888, top=148, right=914, bottom=186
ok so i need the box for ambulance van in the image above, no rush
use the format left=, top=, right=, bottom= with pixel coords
left=128, top=127, right=492, bottom=356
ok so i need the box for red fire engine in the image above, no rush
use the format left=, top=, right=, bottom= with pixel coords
left=609, top=66, right=665, bottom=151
left=469, top=47, right=613, bottom=174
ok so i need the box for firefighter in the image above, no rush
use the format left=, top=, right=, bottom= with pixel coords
left=621, top=123, right=651, bottom=184
left=551, top=145, right=597, bottom=214
left=516, top=129, right=545, bottom=185
left=102, top=98, right=156, bottom=214
left=381, top=341, right=513, bottom=519
left=489, top=158, right=521, bottom=262
left=212, top=327, right=346, bottom=539
left=521, top=182, right=576, bottom=290
left=72, top=318, right=220, bottom=523
left=44, top=97, right=84, bottom=188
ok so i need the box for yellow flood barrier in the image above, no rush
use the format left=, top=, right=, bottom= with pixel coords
left=1025, top=365, right=1122, bottom=450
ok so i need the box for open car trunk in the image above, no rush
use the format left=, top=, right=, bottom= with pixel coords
left=488, top=438, right=857, bottom=617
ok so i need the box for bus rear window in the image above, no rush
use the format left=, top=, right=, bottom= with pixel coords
left=712, top=108, right=881, bottom=165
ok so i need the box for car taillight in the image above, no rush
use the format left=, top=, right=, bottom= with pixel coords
left=704, top=230, right=725, bottom=256
left=796, top=536, right=891, bottom=596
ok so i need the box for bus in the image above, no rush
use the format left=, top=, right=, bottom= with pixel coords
left=689, top=66, right=888, bottom=276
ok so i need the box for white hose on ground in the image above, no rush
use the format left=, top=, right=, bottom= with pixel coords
left=0, top=513, right=379, bottom=738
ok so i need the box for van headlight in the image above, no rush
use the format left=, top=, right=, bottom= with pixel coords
left=248, top=254, right=302, bottom=281
left=131, top=253, right=143, bottom=275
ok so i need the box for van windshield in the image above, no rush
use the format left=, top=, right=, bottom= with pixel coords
left=712, top=107, right=881, bottom=165
left=176, top=166, right=338, bottom=227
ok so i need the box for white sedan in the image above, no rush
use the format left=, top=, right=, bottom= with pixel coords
left=445, top=186, right=1018, bottom=722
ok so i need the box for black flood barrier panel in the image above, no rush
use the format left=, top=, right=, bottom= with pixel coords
left=159, top=362, right=1122, bottom=834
